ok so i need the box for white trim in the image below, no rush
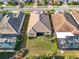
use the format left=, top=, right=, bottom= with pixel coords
left=28, top=34, right=36, bottom=37
left=70, top=12, right=79, bottom=25
left=56, top=32, right=74, bottom=38
left=18, top=14, right=25, bottom=34
left=0, top=50, right=15, bottom=52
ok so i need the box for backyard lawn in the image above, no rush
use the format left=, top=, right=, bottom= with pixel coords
left=57, top=50, right=79, bottom=57
left=26, top=36, right=54, bottom=57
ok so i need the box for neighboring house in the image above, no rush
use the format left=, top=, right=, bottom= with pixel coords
left=23, top=0, right=36, bottom=2
left=0, top=0, right=9, bottom=4
left=53, top=0, right=60, bottom=4
left=27, top=12, right=51, bottom=37
left=51, top=12, right=79, bottom=38
left=68, top=0, right=78, bottom=3
left=51, top=12, right=79, bottom=49
left=59, top=0, right=79, bottom=3
left=0, top=11, right=25, bottom=52
left=0, top=0, right=34, bottom=4
left=60, top=0, right=68, bottom=3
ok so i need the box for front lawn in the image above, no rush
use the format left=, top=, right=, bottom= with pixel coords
left=25, top=2, right=34, bottom=6
left=6, top=4, right=15, bottom=7
left=26, top=36, right=54, bottom=57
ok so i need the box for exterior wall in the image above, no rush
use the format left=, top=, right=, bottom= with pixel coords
left=27, top=34, right=36, bottom=37
left=27, top=32, right=51, bottom=37
left=44, top=32, right=51, bottom=35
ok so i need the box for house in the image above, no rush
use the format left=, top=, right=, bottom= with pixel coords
left=51, top=12, right=79, bottom=50
left=59, top=0, right=79, bottom=3
left=53, top=0, right=60, bottom=4
left=0, top=11, right=25, bottom=52
left=60, top=0, right=68, bottom=3
left=68, top=0, right=79, bottom=3
left=0, top=0, right=9, bottom=4
left=51, top=13, right=79, bottom=38
left=27, top=12, right=51, bottom=37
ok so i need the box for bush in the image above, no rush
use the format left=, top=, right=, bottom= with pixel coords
left=8, top=0, right=17, bottom=6
left=0, top=2, right=3, bottom=5
left=67, top=2, right=79, bottom=5
left=14, top=36, right=23, bottom=51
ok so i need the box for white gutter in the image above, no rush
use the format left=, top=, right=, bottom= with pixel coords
left=70, top=12, right=79, bottom=25
left=18, top=14, right=25, bottom=34
left=56, top=32, right=74, bottom=38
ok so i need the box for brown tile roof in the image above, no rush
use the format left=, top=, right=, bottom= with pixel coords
left=0, top=15, right=17, bottom=34
left=27, top=13, right=39, bottom=33
left=0, top=12, right=24, bottom=34
left=70, top=10, right=79, bottom=22
left=51, top=13, right=79, bottom=34
left=27, top=12, right=51, bottom=34
left=33, top=21, right=51, bottom=32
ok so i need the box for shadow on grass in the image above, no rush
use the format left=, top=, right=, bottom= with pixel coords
left=0, top=52, right=15, bottom=59
left=21, top=14, right=30, bottom=48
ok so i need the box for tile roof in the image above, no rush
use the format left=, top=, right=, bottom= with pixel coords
left=70, top=10, right=79, bottom=25
left=0, top=15, right=16, bottom=34
left=51, top=13, right=79, bottom=34
left=27, top=13, right=39, bottom=33
left=8, top=12, right=25, bottom=33
left=27, top=12, right=51, bottom=34
left=0, top=12, right=25, bottom=34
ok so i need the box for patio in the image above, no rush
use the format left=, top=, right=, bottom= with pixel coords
left=0, top=36, right=16, bottom=51
left=58, top=36, right=79, bottom=50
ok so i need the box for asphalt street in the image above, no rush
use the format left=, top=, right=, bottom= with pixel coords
left=0, top=5, right=79, bottom=12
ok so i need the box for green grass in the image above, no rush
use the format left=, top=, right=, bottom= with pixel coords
left=24, top=11, right=31, bottom=15
left=25, top=2, right=34, bottom=6
left=53, top=40, right=58, bottom=51
left=0, top=11, right=13, bottom=15
left=0, top=2, right=3, bottom=6
left=21, top=14, right=30, bottom=48
left=6, top=4, right=15, bottom=7
left=21, top=14, right=30, bottom=34
left=0, top=52, right=15, bottom=59
left=26, top=36, right=53, bottom=56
